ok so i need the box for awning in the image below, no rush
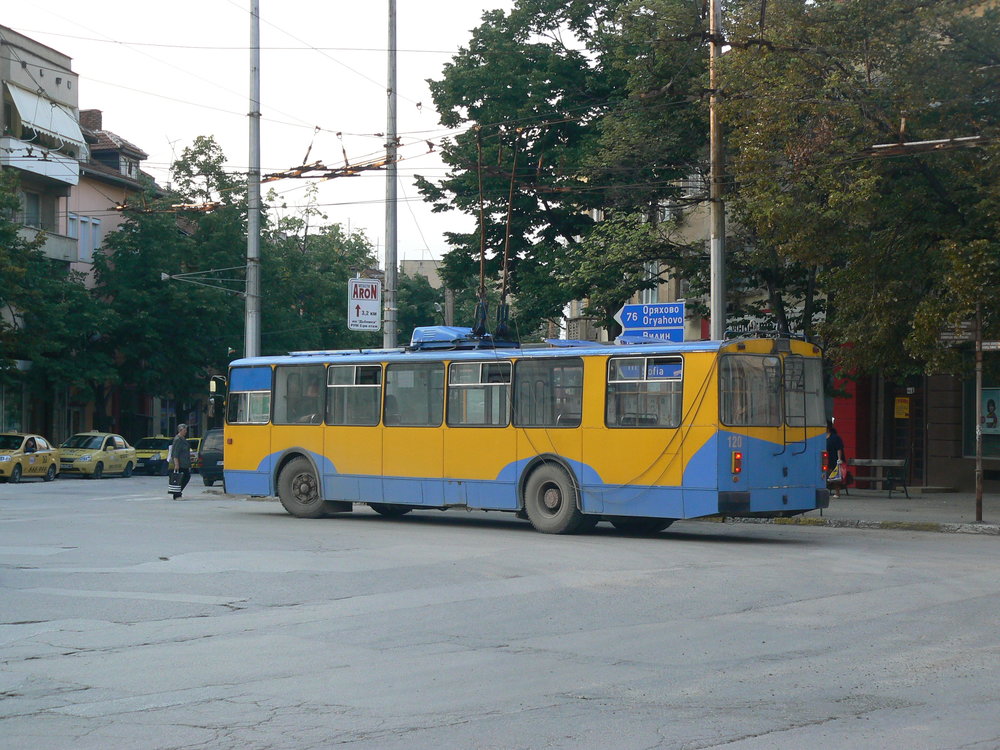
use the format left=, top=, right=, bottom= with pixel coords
left=6, top=83, right=85, bottom=152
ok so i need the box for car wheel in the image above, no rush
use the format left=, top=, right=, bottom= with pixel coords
left=10, top=464, right=22, bottom=484
left=92, top=462, right=104, bottom=480
left=203, top=477, right=216, bottom=487
left=44, top=464, right=56, bottom=482
left=123, top=462, right=134, bottom=478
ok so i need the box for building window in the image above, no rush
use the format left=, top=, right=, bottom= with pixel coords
left=67, top=213, right=102, bottom=263
left=21, top=191, right=41, bottom=228
left=641, top=261, right=659, bottom=304
left=121, top=157, right=139, bottom=179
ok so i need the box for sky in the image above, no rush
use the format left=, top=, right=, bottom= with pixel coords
left=2, top=1, right=515, bottom=266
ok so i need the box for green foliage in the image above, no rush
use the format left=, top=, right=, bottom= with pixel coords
left=420, top=0, right=707, bottom=338
left=261, top=211, right=380, bottom=355
left=0, top=170, right=114, bottom=396
left=721, top=0, right=1000, bottom=376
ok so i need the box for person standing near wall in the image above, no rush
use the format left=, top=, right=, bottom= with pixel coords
left=170, top=423, right=192, bottom=499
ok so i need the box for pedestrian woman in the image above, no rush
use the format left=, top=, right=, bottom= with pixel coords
left=170, top=423, right=192, bottom=499
left=826, top=419, right=846, bottom=498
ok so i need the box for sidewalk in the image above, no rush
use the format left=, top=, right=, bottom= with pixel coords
left=728, top=488, right=1000, bottom=535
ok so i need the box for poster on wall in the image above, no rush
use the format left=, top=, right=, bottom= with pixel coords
left=983, top=388, right=1000, bottom=435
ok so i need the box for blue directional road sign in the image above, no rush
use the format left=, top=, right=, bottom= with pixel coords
left=614, top=302, right=685, bottom=342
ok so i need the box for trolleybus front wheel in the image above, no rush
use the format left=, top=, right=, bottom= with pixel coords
left=523, top=464, right=588, bottom=534
left=277, top=458, right=330, bottom=518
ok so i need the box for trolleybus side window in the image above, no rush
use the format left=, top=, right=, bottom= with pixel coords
left=783, top=355, right=825, bottom=427
left=447, top=361, right=511, bottom=427
left=227, top=366, right=272, bottom=424
left=326, top=365, right=382, bottom=426
left=384, top=362, right=444, bottom=426
left=606, top=356, right=683, bottom=428
left=720, top=354, right=782, bottom=426
left=513, top=358, right=583, bottom=428
left=274, top=365, right=326, bottom=424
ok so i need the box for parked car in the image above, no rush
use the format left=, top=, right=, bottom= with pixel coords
left=133, top=436, right=173, bottom=475
left=187, top=436, right=203, bottom=472
left=59, top=432, right=136, bottom=479
left=198, top=429, right=224, bottom=487
left=0, top=433, right=60, bottom=483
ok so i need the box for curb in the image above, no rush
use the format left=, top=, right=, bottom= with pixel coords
left=711, top=515, right=1000, bottom=535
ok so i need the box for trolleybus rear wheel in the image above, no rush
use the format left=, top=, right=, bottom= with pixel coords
left=608, top=517, right=674, bottom=534
left=369, top=503, right=413, bottom=517
left=523, top=464, right=587, bottom=534
left=277, top=457, right=329, bottom=518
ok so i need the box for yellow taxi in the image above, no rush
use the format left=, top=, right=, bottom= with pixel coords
left=0, top=433, right=60, bottom=483
left=134, top=436, right=173, bottom=475
left=59, top=431, right=137, bottom=479
left=187, top=436, right=203, bottom=471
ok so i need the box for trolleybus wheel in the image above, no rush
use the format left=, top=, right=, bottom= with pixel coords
left=277, top=457, right=329, bottom=518
left=369, top=503, right=413, bottom=517
left=523, top=463, right=587, bottom=534
left=608, top=517, right=674, bottom=534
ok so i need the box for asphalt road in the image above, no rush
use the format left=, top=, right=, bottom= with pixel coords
left=2, top=475, right=999, bottom=749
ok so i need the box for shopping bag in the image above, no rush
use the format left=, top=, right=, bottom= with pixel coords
left=167, top=470, right=183, bottom=494
left=827, top=461, right=845, bottom=484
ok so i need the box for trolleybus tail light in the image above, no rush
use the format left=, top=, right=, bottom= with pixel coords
left=822, top=450, right=829, bottom=473
left=731, top=451, right=743, bottom=474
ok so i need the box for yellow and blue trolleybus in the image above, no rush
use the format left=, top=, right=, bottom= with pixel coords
left=224, top=327, right=829, bottom=534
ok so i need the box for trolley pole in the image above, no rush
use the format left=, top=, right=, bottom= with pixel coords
left=383, top=0, right=399, bottom=348
left=245, top=0, right=262, bottom=358
left=708, top=0, right=726, bottom=341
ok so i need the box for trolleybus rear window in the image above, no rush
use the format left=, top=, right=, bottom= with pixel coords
left=720, top=354, right=782, bottom=426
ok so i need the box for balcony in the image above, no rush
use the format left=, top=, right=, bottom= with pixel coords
left=17, top=226, right=79, bottom=263
left=0, top=136, right=80, bottom=186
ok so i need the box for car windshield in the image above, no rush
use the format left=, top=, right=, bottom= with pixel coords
left=135, top=438, right=171, bottom=450
left=62, top=435, right=104, bottom=449
left=0, top=435, right=24, bottom=451
left=202, top=431, right=223, bottom=451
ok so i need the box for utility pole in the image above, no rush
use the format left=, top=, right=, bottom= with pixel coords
left=245, top=0, right=262, bottom=358
left=708, top=0, right=726, bottom=341
left=383, top=0, right=399, bottom=348
left=975, top=303, right=983, bottom=522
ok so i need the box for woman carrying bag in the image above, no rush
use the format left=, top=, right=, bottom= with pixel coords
left=168, top=423, right=191, bottom=499
left=826, top=420, right=846, bottom=498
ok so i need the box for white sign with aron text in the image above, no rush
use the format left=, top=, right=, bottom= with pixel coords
left=348, top=277, right=382, bottom=331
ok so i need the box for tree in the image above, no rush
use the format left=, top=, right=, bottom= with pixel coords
left=0, top=170, right=115, bottom=418
left=419, top=0, right=712, bottom=340
left=93, top=137, right=245, bottom=417
left=721, top=0, right=1000, bottom=376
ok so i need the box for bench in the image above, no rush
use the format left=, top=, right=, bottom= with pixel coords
left=846, top=458, right=909, bottom=498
